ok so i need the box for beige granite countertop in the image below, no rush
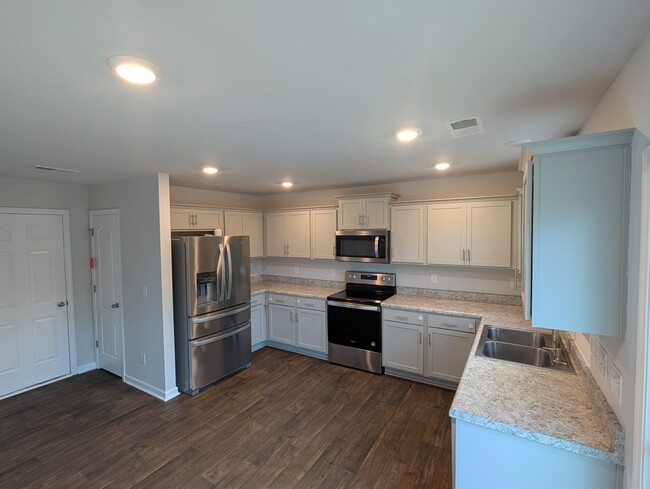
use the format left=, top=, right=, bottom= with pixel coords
left=251, top=281, right=340, bottom=299
left=383, top=294, right=624, bottom=465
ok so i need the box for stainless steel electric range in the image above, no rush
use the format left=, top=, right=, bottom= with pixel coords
left=327, top=271, right=396, bottom=374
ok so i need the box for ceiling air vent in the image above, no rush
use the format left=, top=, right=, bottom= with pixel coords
left=445, top=116, right=485, bottom=138
left=35, top=165, right=80, bottom=174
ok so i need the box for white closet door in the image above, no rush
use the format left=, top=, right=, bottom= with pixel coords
left=0, top=214, right=70, bottom=397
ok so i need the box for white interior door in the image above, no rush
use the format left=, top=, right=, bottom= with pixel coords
left=90, top=211, right=124, bottom=377
left=0, top=213, right=70, bottom=397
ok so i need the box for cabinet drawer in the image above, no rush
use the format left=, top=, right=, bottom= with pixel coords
left=428, top=313, right=477, bottom=333
left=268, top=294, right=295, bottom=307
left=295, top=297, right=326, bottom=311
left=383, top=308, right=425, bottom=325
left=251, top=293, right=266, bottom=307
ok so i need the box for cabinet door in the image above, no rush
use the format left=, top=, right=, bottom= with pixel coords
left=382, top=320, right=424, bottom=374
left=286, top=211, right=311, bottom=258
left=364, top=198, right=389, bottom=229
left=251, top=303, right=267, bottom=350
left=265, top=213, right=286, bottom=257
left=427, top=203, right=467, bottom=265
left=268, top=303, right=294, bottom=345
left=390, top=205, right=425, bottom=263
left=171, top=208, right=193, bottom=230
left=338, top=199, right=363, bottom=229
left=532, top=147, right=628, bottom=335
left=224, top=211, right=245, bottom=235
left=426, top=328, right=474, bottom=383
left=310, top=208, right=337, bottom=260
left=467, top=201, right=512, bottom=267
left=245, top=212, right=264, bottom=258
left=195, top=210, right=224, bottom=231
left=296, top=308, right=327, bottom=353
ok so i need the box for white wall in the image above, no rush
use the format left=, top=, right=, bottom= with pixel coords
left=90, top=173, right=177, bottom=400
left=0, top=176, right=94, bottom=368
left=262, top=171, right=522, bottom=209
left=579, top=29, right=650, bottom=489
left=170, top=185, right=264, bottom=209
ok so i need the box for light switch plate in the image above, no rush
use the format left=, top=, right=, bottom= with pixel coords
left=610, top=364, right=623, bottom=406
left=595, top=344, right=608, bottom=379
left=430, top=274, right=438, bottom=284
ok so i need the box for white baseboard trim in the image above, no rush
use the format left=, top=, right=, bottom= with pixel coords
left=123, top=375, right=180, bottom=402
left=76, top=362, right=97, bottom=374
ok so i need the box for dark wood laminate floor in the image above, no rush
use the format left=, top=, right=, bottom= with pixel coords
left=0, top=348, right=454, bottom=489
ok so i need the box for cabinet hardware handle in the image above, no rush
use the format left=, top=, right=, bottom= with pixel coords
left=358, top=215, right=362, bottom=225
left=111, top=302, right=120, bottom=309
left=333, top=246, right=336, bottom=256
left=395, top=315, right=408, bottom=321
left=290, top=311, right=293, bottom=322
left=429, top=333, right=432, bottom=346
left=419, top=331, right=423, bottom=344
left=462, top=249, right=465, bottom=262
left=443, top=323, right=457, bottom=328
left=57, top=301, right=66, bottom=308
left=467, top=249, right=470, bottom=263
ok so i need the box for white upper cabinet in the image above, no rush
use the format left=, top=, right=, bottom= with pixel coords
left=337, top=194, right=398, bottom=229
left=170, top=206, right=224, bottom=231
left=522, top=129, right=635, bottom=336
left=310, top=208, right=337, bottom=260
left=466, top=201, right=512, bottom=267
left=426, top=201, right=511, bottom=268
left=265, top=210, right=310, bottom=258
left=224, top=211, right=264, bottom=258
left=390, top=205, right=426, bottom=264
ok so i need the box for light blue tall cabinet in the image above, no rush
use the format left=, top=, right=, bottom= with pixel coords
left=520, top=129, right=634, bottom=336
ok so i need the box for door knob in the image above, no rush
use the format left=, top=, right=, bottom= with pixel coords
left=57, top=301, right=66, bottom=308
left=111, top=303, right=120, bottom=309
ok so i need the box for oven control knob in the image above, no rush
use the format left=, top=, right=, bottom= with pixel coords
left=370, top=341, right=376, bottom=347
left=352, top=274, right=357, bottom=279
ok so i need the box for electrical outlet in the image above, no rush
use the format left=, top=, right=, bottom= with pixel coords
left=609, top=364, right=623, bottom=406
left=594, top=344, right=608, bottom=379
left=430, top=274, right=438, bottom=284
left=142, top=286, right=148, bottom=298
left=139, top=353, right=146, bottom=365
left=294, top=266, right=300, bottom=275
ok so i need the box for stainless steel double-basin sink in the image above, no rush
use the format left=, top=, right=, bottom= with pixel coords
left=475, top=325, right=575, bottom=374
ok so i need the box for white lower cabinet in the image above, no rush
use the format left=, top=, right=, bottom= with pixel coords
left=267, top=294, right=327, bottom=355
left=383, top=308, right=477, bottom=385
left=383, top=320, right=424, bottom=374
left=250, top=293, right=267, bottom=351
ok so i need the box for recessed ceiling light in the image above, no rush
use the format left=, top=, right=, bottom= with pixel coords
left=435, top=162, right=451, bottom=170
left=395, top=128, right=422, bottom=142
left=106, top=55, right=161, bottom=85
left=505, top=138, right=535, bottom=147
left=281, top=181, right=294, bottom=188
left=202, top=167, right=218, bottom=175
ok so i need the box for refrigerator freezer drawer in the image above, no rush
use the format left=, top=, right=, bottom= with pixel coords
left=188, top=303, right=251, bottom=340
left=182, top=322, right=252, bottom=395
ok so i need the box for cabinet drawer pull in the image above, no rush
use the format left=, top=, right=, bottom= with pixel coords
left=443, top=323, right=458, bottom=328
left=395, top=315, right=408, bottom=321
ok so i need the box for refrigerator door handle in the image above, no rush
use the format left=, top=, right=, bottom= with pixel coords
left=190, top=303, right=250, bottom=324
left=226, top=241, right=233, bottom=300
left=218, top=243, right=225, bottom=302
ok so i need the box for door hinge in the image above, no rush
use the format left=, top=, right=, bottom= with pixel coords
left=90, top=228, right=94, bottom=237
left=95, top=340, right=99, bottom=348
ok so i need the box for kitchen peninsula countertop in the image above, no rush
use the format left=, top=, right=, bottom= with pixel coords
left=382, top=294, right=624, bottom=465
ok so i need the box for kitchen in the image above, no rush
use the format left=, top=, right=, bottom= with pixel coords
left=1, top=2, right=650, bottom=488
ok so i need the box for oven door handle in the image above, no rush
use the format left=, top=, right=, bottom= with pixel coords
left=374, top=236, right=380, bottom=258
left=327, top=300, right=381, bottom=312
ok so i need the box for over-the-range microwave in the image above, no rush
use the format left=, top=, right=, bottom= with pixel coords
left=335, top=230, right=390, bottom=263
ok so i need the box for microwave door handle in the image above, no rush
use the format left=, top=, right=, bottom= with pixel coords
left=226, top=241, right=233, bottom=300
left=374, top=236, right=379, bottom=258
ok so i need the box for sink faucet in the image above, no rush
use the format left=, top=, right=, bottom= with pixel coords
left=550, top=330, right=562, bottom=362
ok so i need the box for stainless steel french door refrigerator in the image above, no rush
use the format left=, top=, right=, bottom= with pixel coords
left=171, top=236, right=251, bottom=395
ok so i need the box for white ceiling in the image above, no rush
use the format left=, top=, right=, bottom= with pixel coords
left=1, top=1, right=649, bottom=195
